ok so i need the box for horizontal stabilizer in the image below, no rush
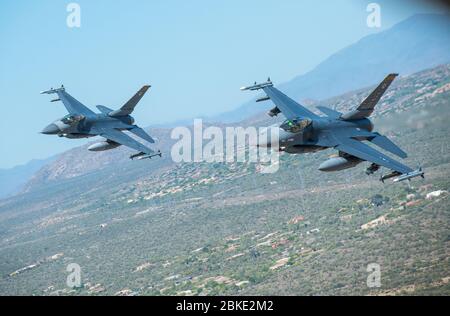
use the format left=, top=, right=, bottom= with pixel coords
left=370, top=134, right=407, bottom=158
left=129, top=127, right=155, bottom=143
left=96, top=105, right=114, bottom=114
left=316, top=106, right=342, bottom=118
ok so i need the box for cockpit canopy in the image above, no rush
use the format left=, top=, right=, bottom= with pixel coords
left=280, top=118, right=312, bottom=133
left=61, top=114, right=85, bottom=125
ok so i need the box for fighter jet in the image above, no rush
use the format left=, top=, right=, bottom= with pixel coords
left=41, top=85, right=161, bottom=160
left=241, top=74, right=424, bottom=182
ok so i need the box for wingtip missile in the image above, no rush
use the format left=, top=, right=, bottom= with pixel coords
left=240, top=79, right=274, bottom=92
left=380, top=171, right=402, bottom=183
left=130, top=150, right=162, bottom=160
left=381, top=168, right=424, bottom=183
left=40, top=86, right=65, bottom=95
left=393, top=168, right=424, bottom=183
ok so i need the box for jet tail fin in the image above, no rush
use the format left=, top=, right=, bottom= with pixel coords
left=341, top=74, right=398, bottom=120
left=109, top=85, right=151, bottom=117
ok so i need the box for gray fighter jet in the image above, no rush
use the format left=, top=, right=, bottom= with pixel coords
left=241, top=74, right=424, bottom=182
left=41, top=85, right=161, bottom=160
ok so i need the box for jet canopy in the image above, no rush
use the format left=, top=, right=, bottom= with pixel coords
left=280, top=118, right=312, bottom=133
left=61, top=114, right=85, bottom=125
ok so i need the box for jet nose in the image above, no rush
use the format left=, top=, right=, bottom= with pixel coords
left=41, top=123, right=60, bottom=135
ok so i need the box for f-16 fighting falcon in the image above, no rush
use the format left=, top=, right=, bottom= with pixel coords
left=41, top=85, right=161, bottom=160
left=241, top=74, right=424, bottom=183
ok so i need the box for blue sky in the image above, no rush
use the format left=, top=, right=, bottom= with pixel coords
left=0, top=0, right=446, bottom=168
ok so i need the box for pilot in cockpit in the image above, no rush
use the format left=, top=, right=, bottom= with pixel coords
left=61, top=114, right=85, bottom=125
left=280, top=118, right=312, bottom=133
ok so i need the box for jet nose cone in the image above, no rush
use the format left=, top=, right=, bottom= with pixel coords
left=41, top=123, right=60, bottom=135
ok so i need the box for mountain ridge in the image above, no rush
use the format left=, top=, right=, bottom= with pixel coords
left=0, top=156, right=56, bottom=199
left=210, top=13, right=450, bottom=123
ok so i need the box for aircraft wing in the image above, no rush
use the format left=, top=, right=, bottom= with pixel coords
left=370, top=133, right=407, bottom=158
left=41, top=87, right=96, bottom=117
left=261, top=86, right=320, bottom=120
left=335, top=137, right=413, bottom=175
left=129, top=126, right=155, bottom=143
left=93, top=127, right=155, bottom=155
left=320, top=128, right=407, bottom=159
left=240, top=80, right=320, bottom=120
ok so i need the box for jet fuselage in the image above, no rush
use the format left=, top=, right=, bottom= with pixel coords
left=41, top=113, right=135, bottom=138
left=260, top=116, right=374, bottom=153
